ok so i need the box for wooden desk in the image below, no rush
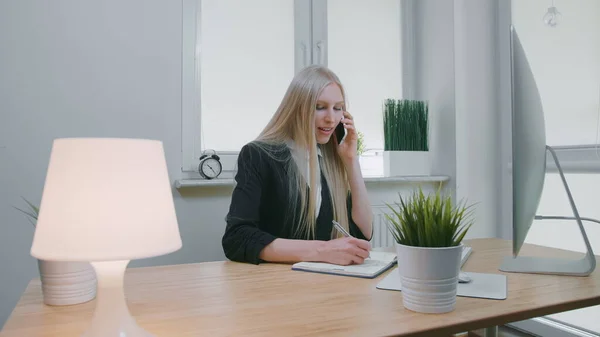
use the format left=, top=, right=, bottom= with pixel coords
left=1, top=238, right=600, bottom=337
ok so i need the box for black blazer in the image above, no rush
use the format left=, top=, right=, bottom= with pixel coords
left=222, top=141, right=369, bottom=264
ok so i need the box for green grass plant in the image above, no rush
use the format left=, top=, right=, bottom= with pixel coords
left=13, top=197, right=39, bottom=227
left=384, top=185, right=475, bottom=247
left=383, top=99, right=429, bottom=151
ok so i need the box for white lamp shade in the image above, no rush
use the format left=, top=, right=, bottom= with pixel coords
left=31, top=138, right=182, bottom=261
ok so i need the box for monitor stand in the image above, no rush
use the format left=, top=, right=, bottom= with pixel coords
left=500, top=145, right=597, bottom=276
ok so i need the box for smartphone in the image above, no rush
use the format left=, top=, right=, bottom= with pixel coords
left=335, top=121, right=346, bottom=145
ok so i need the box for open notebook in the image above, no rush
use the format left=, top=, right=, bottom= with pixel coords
left=292, top=251, right=398, bottom=279
left=291, top=246, right=473, bottom=279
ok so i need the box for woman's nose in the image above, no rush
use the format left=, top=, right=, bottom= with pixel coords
left=324, top=108, right=336, bottom=122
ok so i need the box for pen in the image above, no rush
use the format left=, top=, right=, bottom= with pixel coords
left=332, top=220, right=370, bottom=258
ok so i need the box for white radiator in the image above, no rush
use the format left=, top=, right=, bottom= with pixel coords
left=371, top=210, right=396, bottom=248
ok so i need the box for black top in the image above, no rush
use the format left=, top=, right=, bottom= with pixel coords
left=222, top=141, right=369, bottom=264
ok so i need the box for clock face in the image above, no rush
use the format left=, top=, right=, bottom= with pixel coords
left=200, top=158, right=222, bottom=179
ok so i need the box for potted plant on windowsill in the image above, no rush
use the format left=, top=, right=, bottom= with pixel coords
left=382, top=99, right=430, bottom=176
left=14, top=197, right=97, bottom=306
left=357, top=130, right=366, bottom=156
left=384, top=186, right=475, bottom=314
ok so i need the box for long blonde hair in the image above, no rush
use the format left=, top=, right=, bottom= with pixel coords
left=252, top=65, right=351, bottom=240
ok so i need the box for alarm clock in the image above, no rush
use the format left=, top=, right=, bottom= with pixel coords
left=198, top=149, right=222, bottom=180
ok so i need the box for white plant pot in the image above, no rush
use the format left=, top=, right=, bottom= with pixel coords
left=383, top=151, right=430, bottom=176
left=395, top=243, right=463, bottom=314
left=38, top=260, right=97, bottom=306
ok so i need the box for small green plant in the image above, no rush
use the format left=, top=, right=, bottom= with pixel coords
left=13, top=197, right=39, bottom=227
left=356, top=130, right=366, bottom=156
left=384, top=186, right=475, bottom=247
left=383, top=99, right=429, bottom=151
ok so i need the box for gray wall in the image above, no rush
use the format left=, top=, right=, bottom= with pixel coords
left=410, top=0, right=503, bottom=239
left=454, top=0, right=504, bottom=239
left=0, top=0, right=231, bottom=328
left=412, top=0, right=457, bottom=199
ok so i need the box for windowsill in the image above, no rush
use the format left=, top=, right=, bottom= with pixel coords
left=174, top=175, right=450, bottom=189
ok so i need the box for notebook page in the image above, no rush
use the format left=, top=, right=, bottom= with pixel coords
left=367, top=251, right=397, bottom=263
left=336, top=257, right=395, bottom=275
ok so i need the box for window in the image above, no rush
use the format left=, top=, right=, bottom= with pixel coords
left=181, top=0, right=404, bottom=176
left=512, top=0, right=600, bottom=148
left=326, top=0, right=402, bottom=152
left=198, top=0, right=296, bottom=152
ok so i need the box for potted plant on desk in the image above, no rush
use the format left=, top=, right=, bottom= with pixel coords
left=14, top=197, right=97, bottom=306
left=384, top=186, right=475, bottom=314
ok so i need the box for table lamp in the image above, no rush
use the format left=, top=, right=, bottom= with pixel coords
left=30, top=138, right=182, bottom=337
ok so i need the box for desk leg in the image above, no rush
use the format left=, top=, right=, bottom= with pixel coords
left=483, top=326, right=498, bottom=337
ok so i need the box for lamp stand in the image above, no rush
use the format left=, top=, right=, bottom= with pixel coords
left=81, top=260, right=153, bottom=337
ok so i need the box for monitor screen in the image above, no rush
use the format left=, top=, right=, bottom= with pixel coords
left=510, top=25, right=547, bottom=256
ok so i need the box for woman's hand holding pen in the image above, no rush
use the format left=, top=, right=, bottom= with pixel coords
left=316, top=237, right=371, bottom=266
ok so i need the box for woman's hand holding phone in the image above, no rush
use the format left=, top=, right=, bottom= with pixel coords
left=336, top=110, right=359, bottom=165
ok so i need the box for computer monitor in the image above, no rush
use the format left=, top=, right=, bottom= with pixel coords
left=499, top=25, right=596, bottom=276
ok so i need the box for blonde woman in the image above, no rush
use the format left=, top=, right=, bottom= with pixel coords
left=222, top=65, right=373, bottom=265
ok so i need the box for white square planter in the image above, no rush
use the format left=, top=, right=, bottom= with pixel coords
left=383, top=151, right=430, bottom=176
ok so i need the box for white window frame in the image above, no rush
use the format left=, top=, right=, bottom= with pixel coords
left=180, top=0, right=413, bottom=179
left=498, top=0, right=600, bottom=336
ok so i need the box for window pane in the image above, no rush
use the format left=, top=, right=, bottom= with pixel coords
left=525, top=173, right=600, bottom=333
left=200, top=0, right=295, bottom=151
left=512, top=0, right=600, bottom=146
left=327, top=0, right=402, bottom=151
